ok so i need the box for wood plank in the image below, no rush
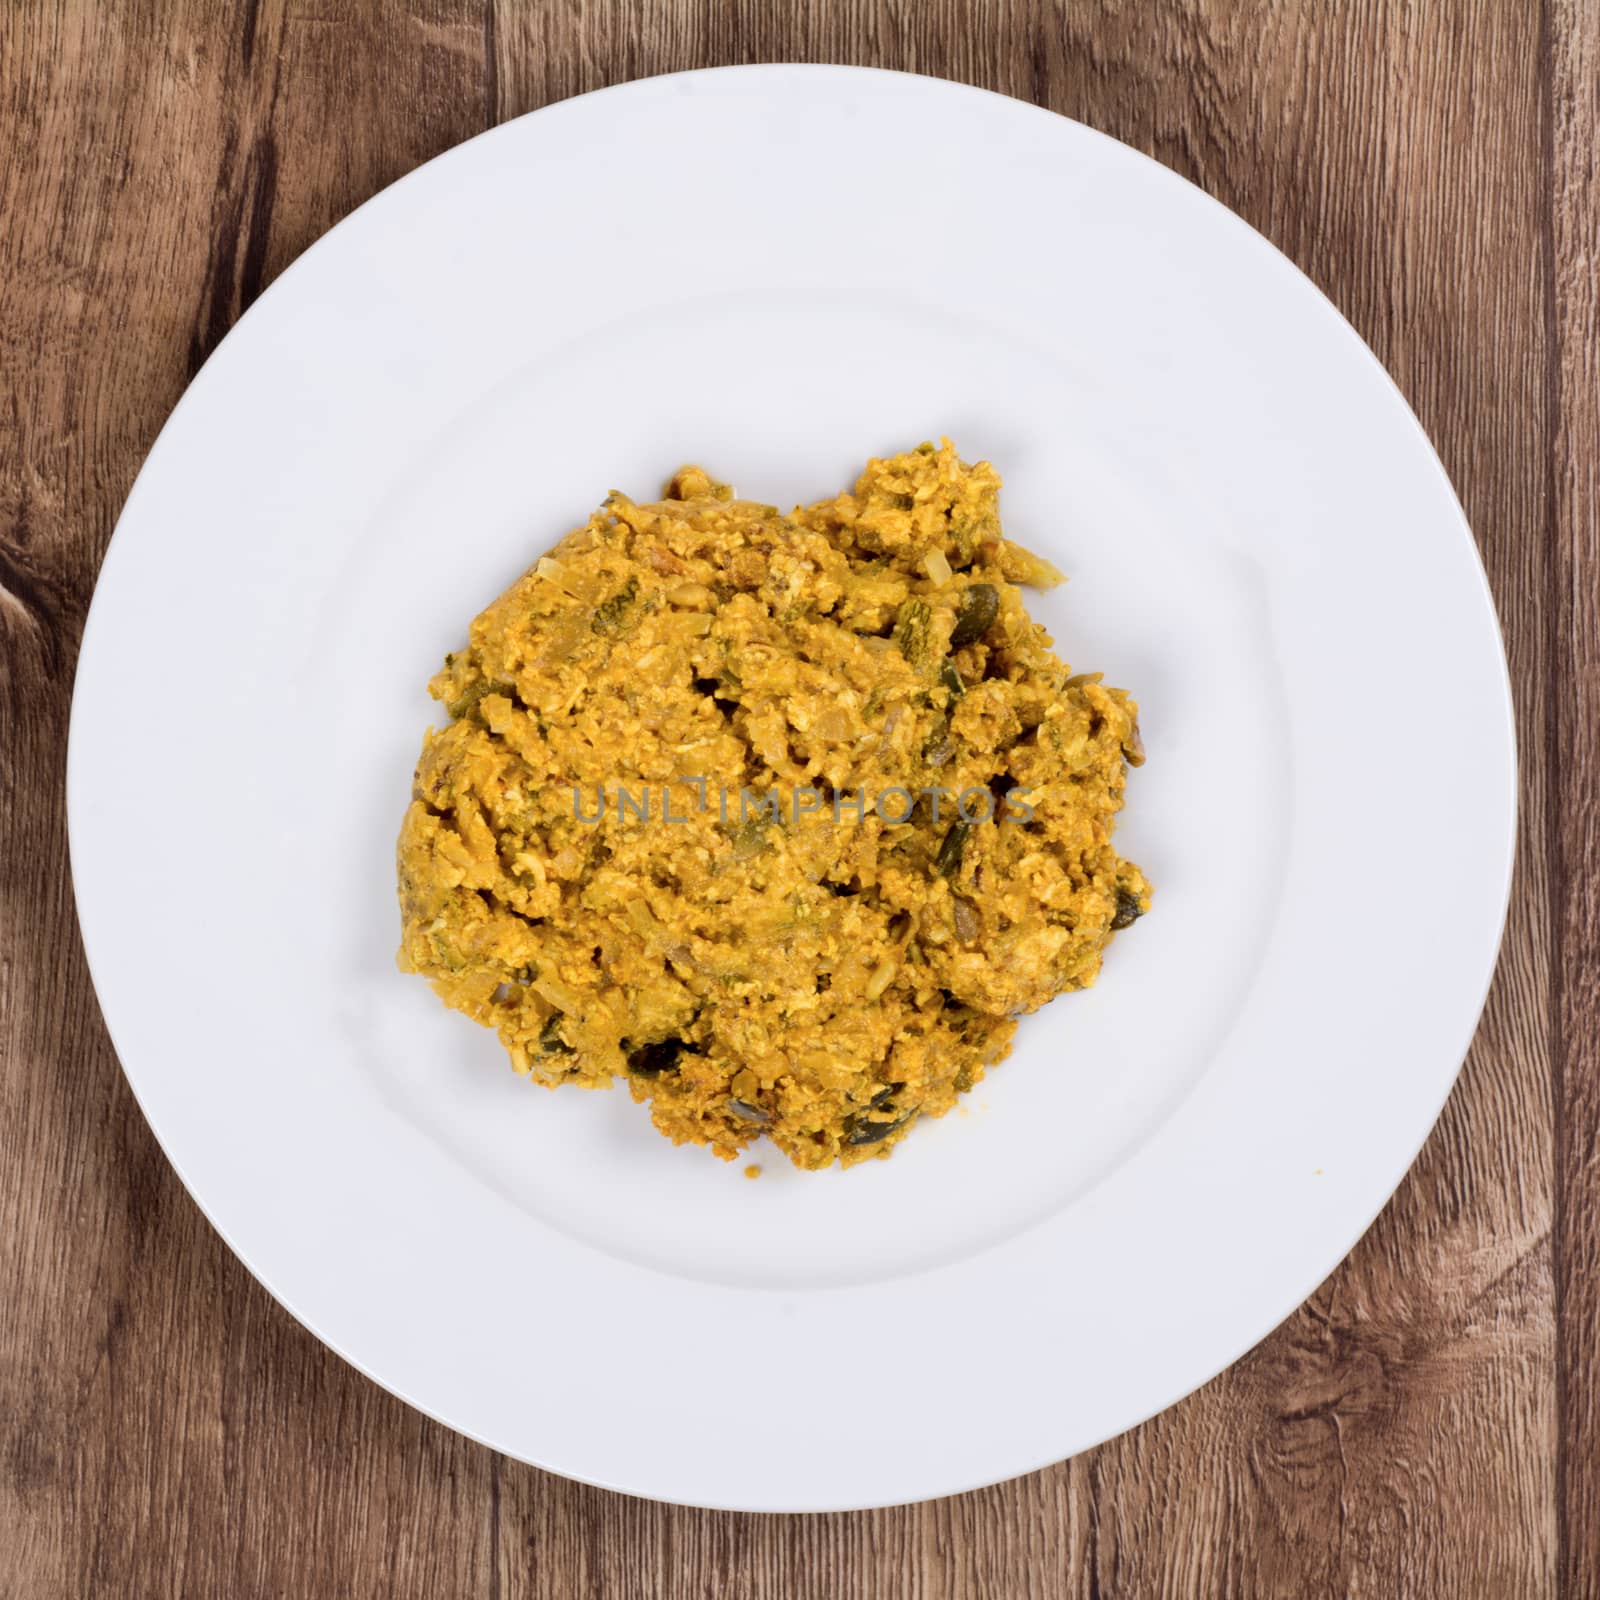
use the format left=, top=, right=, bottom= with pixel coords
left=0, top=6, right=494, bottom=1598
left=1, top=10, right=267, bottom=1593
left=1549, top=0, right=1600, bottom=1593
left=1045, top=3, right=1559, bottom=1592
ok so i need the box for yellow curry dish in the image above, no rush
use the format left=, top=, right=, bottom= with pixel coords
left=396, top=442, right=1150, bottom=1169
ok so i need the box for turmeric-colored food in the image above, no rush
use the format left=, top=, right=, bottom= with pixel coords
left=397, top=442, right=1149, bottom=1169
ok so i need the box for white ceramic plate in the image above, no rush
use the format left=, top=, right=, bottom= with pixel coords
left=69, top=66, right=1515, bottom=1511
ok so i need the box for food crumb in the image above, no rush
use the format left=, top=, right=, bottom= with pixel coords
left=743, top=1164, right=762, bottom=1180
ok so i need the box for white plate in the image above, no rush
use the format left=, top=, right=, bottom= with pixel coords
left=68, top=66, right=1515, bottom=1511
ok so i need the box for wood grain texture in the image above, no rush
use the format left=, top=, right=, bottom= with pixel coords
left=1548, top=3, right=1600, bottom=1598
left=0, top=3, right=1591, bottom=1595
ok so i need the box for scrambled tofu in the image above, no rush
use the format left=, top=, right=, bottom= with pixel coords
left=397, top=442, right=1150, bottom=1169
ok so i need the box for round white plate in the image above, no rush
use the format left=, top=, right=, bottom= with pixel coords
left=69, top=66, right=1515, bottom=1511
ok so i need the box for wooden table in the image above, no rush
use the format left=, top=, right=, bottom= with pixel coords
left=3, top=4, right=1595, bottom=1595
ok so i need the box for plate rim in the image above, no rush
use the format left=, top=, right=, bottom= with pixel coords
left=67, top=61, right=1518, bottom=1511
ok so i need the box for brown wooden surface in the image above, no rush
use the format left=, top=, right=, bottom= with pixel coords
left=2, top=3, right=1595, bottom=1595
